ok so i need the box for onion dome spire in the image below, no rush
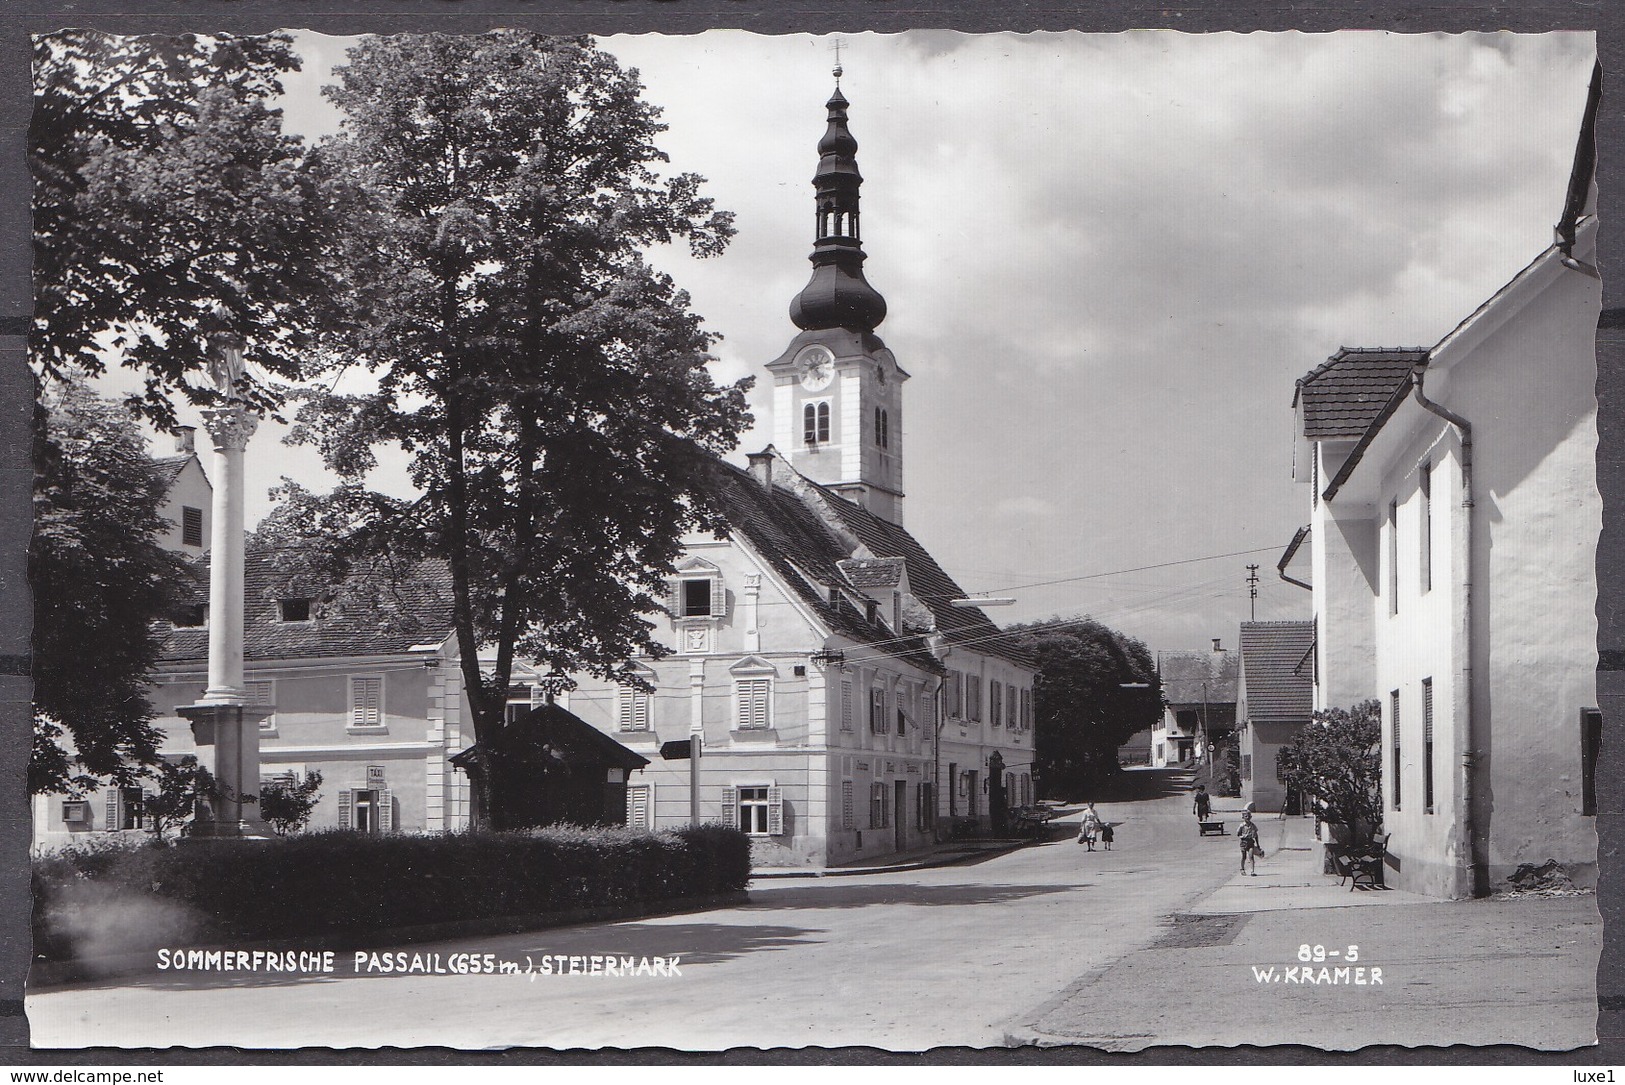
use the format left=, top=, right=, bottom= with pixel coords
left=788, top=73, right=888, bottom=332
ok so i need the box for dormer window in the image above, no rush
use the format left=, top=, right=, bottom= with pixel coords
left=173, top=603, right=206, bottom=628
left=682, top=579, right=713, bottom=617
left=803, top=401, right=830, bottom=445
left=279, top=598, right=313, bottom=623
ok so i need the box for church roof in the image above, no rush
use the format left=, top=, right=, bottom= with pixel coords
left=1293, top=348, right=1422, bottom=440
left=1238, top=621, right=1315, bottom=723
left=709, top=455, right=1032, bottom=671
left=159, top=545, right=454, bottom=664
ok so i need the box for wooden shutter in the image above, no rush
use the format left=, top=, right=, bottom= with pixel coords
left=105, top=789, right=119, bottom=832
left=767, top=786, right=783, bottom=835
left=626, top=783, right=651, bottom=829
left=709, top=577, right=725, bottom=618
left=720, top=785, right=738, bottom=829
left=379, top=789, right=394, bottom=832
left=338, top=789, right=353, bottom=829
left=738, top=679, right=769, bottom=729
left=352, top=678, right=382, bottom=728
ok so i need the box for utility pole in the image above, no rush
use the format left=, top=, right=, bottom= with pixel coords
left=1246, top=564, right=1260, bottom=621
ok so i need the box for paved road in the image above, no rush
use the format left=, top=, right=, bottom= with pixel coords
left=30, top=768, right=1245, bottom=1050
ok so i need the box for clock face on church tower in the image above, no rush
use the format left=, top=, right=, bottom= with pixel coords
left=797, top=346, right=835, bottom=391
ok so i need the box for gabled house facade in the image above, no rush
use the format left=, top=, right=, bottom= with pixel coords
left=1287, top=65, right=1602, bottom=897
left=1236, top=620, right=1315, bottom=813
left=1151, top=641, right=1238, bottom=767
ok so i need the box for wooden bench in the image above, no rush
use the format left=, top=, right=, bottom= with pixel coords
left=1329, top=834, right=1389, bottom=890
left=1198, top=820, right=1226, bottom=836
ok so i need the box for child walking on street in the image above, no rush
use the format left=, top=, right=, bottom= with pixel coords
left=1238, top=810, right=1261, bottom=875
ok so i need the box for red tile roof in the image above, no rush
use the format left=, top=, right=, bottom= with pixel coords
left=1238, top=620, right=1315, bottom=723
left=1294, top=348, right=1422, bottom=439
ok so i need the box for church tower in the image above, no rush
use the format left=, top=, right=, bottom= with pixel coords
left=765, top=68, right=908, bottom=525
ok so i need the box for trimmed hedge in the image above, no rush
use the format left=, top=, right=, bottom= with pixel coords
left=34, top=823, right=751, bottom=962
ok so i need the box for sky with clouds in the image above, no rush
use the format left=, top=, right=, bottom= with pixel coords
left=187, top=28, right=1595, bottom=656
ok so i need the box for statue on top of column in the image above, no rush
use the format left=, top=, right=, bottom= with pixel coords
left=205, top=301, right=247, bottom=402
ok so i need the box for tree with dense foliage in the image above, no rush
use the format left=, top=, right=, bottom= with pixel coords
left=259, top=770, right=325, bottom=836
left=1275, top=699, right=1384, bottom=841
left=281, top=33, right=749, bottom=829
left=31, top=29, right=334, bottom=427
left=140, top=754, right=221, bottom=840
left=1007, top=618, right=1162, bottom=799
left=31, top=384, right=194, bottom=795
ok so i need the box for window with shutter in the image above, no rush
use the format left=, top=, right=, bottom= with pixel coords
left=840, top=681, right=854, bottom=731
left=618, top=688, right=651, bottom=731
left=181, top=505, right=204, bottom=548
left=681, top=578, right=712, bottom=617
left=338, top=789, right=354, bottom=830
left=626, top=783, right=653, bottom=829
left=720, top=785, right=738, bottom=828
left=351, top=677, right=384, bottom=729
left=842, top=780, right=854, bottom=829
left=247, top=680, right=275, bottom=731
left=767, top=786, right=784, bottom=835
left=736, top=679, right=770, bottom=730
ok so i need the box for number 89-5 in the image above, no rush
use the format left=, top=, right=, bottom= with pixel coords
left=1297, top=944, right=1359, bottom=962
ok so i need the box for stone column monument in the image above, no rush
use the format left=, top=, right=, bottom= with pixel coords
left=176, top=326, right=272, bottom=836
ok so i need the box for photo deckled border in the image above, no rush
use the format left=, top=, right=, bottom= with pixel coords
left=2, top=0, right=1623, bottom=1067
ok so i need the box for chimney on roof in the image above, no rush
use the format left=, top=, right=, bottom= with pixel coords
left=1212, top=638, right=1223, bottom=652
left=747, top=450, right=774, bottom=491
left=175, top=426, right=196, bottom=455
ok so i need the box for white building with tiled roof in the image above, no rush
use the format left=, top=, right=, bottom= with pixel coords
left=560, top=78, right=1037, bottom=866
left=1235, top=620, right=1314, bottom=812
left=1284, top=65, right=1602, bottom=897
